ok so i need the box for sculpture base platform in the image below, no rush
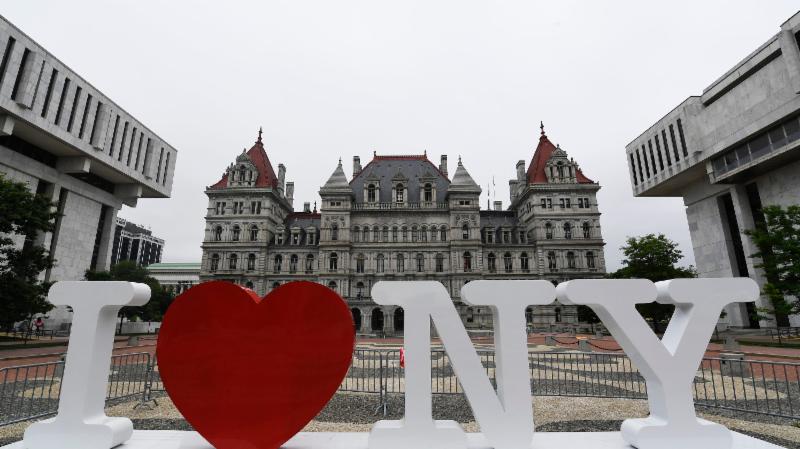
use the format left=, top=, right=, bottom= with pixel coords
left=1, top=430, right=786, bottom=449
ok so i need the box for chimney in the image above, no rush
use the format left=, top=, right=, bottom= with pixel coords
left=303, top=202, right=311, bottom=213
left=516, top=160, right=525, bottom=182
left=277, top=164, right=286, bottom=194
left=494, top=201, right=503, bottom=211
left=509, top=180, right=518, bottom=204
left=353, top=156, right=362, bottom=176
left=439, top=155, right=448, bottom=177
left=285, top=181, right=294, bottom=207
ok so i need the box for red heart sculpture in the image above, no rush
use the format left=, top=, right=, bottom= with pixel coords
left=157, top=281, right=355, bottom=449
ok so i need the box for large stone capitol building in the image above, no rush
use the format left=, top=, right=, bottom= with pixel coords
left=200, top=126, right=606, bottom=334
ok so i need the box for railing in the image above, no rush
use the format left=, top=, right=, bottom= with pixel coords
left=767, top=327, right=800, bottom=344
left=2, top=349, right=799, bottom=426
left=351, top=202, right=449, bottom=210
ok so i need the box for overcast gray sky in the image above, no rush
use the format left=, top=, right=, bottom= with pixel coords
left=4, top=1, right=799, bottom=271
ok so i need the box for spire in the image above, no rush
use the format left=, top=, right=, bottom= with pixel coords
left=540, top=121, right=546, bottom=137
left=320, top=158, right=352, bottom=194
left=450, top=157, right=481, bottom=193
left=257, top=127, right=263, bottom=144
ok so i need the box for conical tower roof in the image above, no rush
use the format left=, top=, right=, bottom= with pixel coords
left=449, top=157, right=481, bottom=193
left=320, top=158, right=353, bottom=194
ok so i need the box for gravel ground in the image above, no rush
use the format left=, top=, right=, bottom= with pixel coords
left=2, top=392, right=798, bottom=447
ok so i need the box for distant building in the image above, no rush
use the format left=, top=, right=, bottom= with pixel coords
left=199, top=126, right=606, bottom=335
left=111, top=217, right=164, bottom=266
left=0, top=15, right=177, bottom=327
left=624, top=11, right=800, bottom=328
left=147, top=262, right=200, bottom=295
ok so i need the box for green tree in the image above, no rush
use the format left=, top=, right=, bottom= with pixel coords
left=745, top=205, right=800, bottom=326
left=0, top=175, right=58, bottom=331
left=85, top=261, right=174, bottom=332
left=608, top=234, right=697, bottom=333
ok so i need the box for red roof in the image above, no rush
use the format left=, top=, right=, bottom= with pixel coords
left=526, top=131, right=593, bottom=184
left=209, top=131, right=279, bottom=189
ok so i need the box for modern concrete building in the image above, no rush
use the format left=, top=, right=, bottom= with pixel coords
left=625, top=11, right=800, bottom=328
left=147, top=262, right=200, bottom=295
left=200, top=126, right=606, bottom=335
left=0, top=15, right=177, bottom=327
left=110, top=217, right=164, bottom=267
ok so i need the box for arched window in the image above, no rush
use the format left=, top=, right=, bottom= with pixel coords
left=352, top=308, right=362, bottom=331
left=356, top=254, right=365, bottom=273
left=367, top=184, right=377, bottom=202
left=273, top=255, right=282, bottom=273
left=289, top=254, right=298, bottom=273
left=463, top=251, right=472, bottom=272
left=371, top=308, right=384, bottom=331
left=461, top=223, right=469, bottom=240
left=554, top=307, right=562, bottom=323
left=328, top=281, right=337, bottom=292
left=401, top=226, right=408, bottom=242
left=586, top=251, right=596, bottom=269
left=466, top=307, right=475, bottom=323
left=396, top=254, right=405, bottom=272
left=394, top=308, right=404, bottom=332
left=440, top=227, right=447, bottom=241
left=411, top=226, right=419, bottom=242
left=356, top=281, right=365, bottom=298
left=423, top=183, right=433, bottom=202
left=435, top=253, right=444, bottom=272
left=395, top=184, right=404, bottom=202
left=430, top=226, right=438, bottom=241
left=229, top=254, right=238, bottom=269
left=362, top=226, right=369, bottom=242
left=567, top=251, right=576, bottom=268
left=210, top=254, right=220, bottom=272
left=520, top=253, right=529, bottom=272
left=525, top=306, right=534, bottom=324
left=416, top=253, right=424, bottom=272
left=563, top=222, right=572, bottom=239
left=583, top=222, right=591, bottom=239
left=503, top=252, right=513, bottom=273
left=329, top=253, right=338, bottom=271
left=305, top=254, right=315, bottom=273
left=250, top=225, right=259, bottom=241
left=545, top=222, right=553, bottom=239
left=331, top=224, right=339, bottom=241
left=376, top=254, right=385, bottom=273
left=353, top=226, right=360, bottom=242
left=373, top=226, right=379, bottom=241
left=487, top=253, right=496, bottom=272
left=392, top=226, right=399, bottom=242
left=214, top=226, right=222, bottom=241
left=382, top=226, right=389, bottom=242
left=272, top=281, right=281, bottom=290
left=547, top=251, right=557, bottom=270
left=247, top=253, right=256, bottom=271
left=421, top=226, right=428, bottom=242
left=232, top=225, right=241, bottom=241
left=245, top=281, right=254, bottom=289
left=557, top=162, right=565, bottom=179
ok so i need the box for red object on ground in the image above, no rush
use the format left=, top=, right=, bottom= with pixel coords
left=157, top=281, right=355, bottom=449
left=399, top=347, right=405, bottom=368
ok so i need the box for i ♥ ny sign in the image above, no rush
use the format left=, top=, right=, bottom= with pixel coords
left=18, top=278, right=765, bottom=449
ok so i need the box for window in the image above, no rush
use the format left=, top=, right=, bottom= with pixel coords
left=545, top=222, right=553, bottom=239
left=519, top=231, right=526, bottom=243
left=547, top=251, right=557, bottom=270
left=290, top=254, right=298, bottom=273
left=586, top=251, right=596, bottom=269
left=566, top=251, right=576, bottom=268
left=397, top=254, right=405, bottom=272
left=229, top=254, right=238, bottom=269
left=502, top=231, right=510, bottom=244
left=362, top=226, right=369, bottom=242
left=487, top=253, right=496, bottom=272
left=435, top=254, right=444, bottom=272
left=565, top=198, right=571, bottom=208
left=424, top=183, right=433, bottom=202
left=411, top=226, right=419, bottom=242
left=396, top=183, right=404, bottom=202
left=210, top=254, right=220, bottom=272
left=367, top=184, right=377, bottom=202
left=356, top=254, right=365, bottom=273
left=329, top=253, right=338, bottom=271
left=272, top=281, right=281, bottom=290
left=377, top=254, right=385, bottom=273
left=563, top=223, right=572, bottom=239
left=421, top=226, right=428, bottom=242
left=276, top=232, right=284, bottom=245
left=214, top=226, right=222, bottom=241
left=307, top=232, right=316, bottom=245
left=353, top=226, right=360, bottom=242
left=250, top=225, right=259, bottom=241
left=245, top=281, right=254, bottom=289
left=431, top=226, right=437, bottom=241
left=486, top=230, right=494, bottom=244
left=583, top=222, right=591, bottom=239
left=503, top=252, right=512, bottom=273
left=402, top=227, right=408, bottom=242
left=273, top=255, right=282, bottom=273
left=463, top=252, right=472, bottom=272
left=373, top=226, right=379, bottom=241
left=292, top=233, right=300, bottom=245
left=247, top=254, right=256, bottom=271
left=356, top=282, right=365, bottom=299
left=520, top=253, right=529, bottom=272
left=328, top=281, right=337, bottom=292
left=461, top=223, right=469, bottom=240
left=440, top=227, right=447, bottom=241
left=231, top=225, right=241, bottom=241
left=305, top=254, right=315, bottom=273
left=331, top=224, right=338, bottom=241
left=541, top=198, right=547, bottom=209
left=392, top=226, right=399, bottom=242
left=458, top=200, right=471, bottom=206
left=416, top=253, right=424, bottom=272
left=382, top=226, right=389, bottom=242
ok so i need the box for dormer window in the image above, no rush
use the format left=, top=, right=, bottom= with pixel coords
left=367, top=184, right=377, bottom=202
left=423, top=183, right=433, bottom=202
left=396, top=184, right=404, bottom=202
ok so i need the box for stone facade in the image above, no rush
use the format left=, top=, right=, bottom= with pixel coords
left=200, top=126, right=606, bottom=335
left=624, top=11, right=800, bottom=328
